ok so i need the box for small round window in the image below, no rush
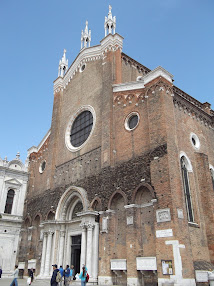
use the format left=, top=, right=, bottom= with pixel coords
left=65, top=106, right=96, bottom=152
left=190, top=132, right=200, bottom=150
left=39, top=160, right=46, bottom=173
left=125, top=112, right=139, bottom=131
left=80, top=64, right=86, bottom=73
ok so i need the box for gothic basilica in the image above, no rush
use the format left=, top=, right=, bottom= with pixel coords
left=1, top=6, right=214, bottom=286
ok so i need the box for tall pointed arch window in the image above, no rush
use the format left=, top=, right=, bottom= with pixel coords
left=4, top=189, right=15, bottom=214
left=181, top=156, right=194, bottom=222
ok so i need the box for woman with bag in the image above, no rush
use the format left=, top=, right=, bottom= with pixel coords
left=79, top=265, right=89, bottom=286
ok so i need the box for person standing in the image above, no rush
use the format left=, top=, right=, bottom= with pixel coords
left=29, top=268, right=34, bottom=283
left=58, top=266, right=64, bottom=286
left=51, top=264, right=59, bottom=286
left=79, top=266, right=87, bottom=286
left=10, top=265, right=19, bottom=286
left=69, top=265, right=75, bottom=282
left=64, top=265, right=70, bottom=286
left=0, top=266, right=2, bottom=279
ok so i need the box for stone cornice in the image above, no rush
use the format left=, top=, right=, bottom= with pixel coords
left=0, top=166, right=28, bottom=178
left=173, top=92, right=213, bottom=129
left=53, top=33, right=123, bottom=93
left=113, top=66, right=173, bottom=93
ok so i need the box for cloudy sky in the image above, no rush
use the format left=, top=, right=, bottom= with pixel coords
left=0, top=0, right=213, bottom=162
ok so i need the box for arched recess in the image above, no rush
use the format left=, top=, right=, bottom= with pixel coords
left=134, top=184, right=156, bottom=257
left=24, top=216, right=31, bottom=227
left=20, top=217, right=31, bottom=258
left=108, top=189, right=127, bottom=210
left=108, top=191, right=126, bottom=254
left=32, top=215, right=41, bottom=255
left=55, top=186, right=89, bottom=221
left=46, top=210, right=55, bottom=221
left=91, top=197, right=102, bottom=211
left=132, top=183, right=156, bottom=204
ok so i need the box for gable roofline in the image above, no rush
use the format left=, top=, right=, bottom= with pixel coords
left=28, top=129, right=51, bottom=156
left=53, top=33, right=124, bottom=93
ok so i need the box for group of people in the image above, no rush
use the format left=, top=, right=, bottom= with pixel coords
left=51, top=264, right=88, bottom=286
left=8, top=263, right=88, bottom=286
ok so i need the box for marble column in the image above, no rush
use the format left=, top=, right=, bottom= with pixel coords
left=80, top=223, right=87, bottom=267
left=40, top=232, right=48, bottom=275
left=92, top=222, right=99, bottom=279
left=58, top=230, right=65, bottom=267
left=44, top=231, right=54, bottom=276
left=86, top=222, right=94, bottom=276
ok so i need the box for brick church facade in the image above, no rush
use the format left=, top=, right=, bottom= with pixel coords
left=17, top=6, right=214, bottom=286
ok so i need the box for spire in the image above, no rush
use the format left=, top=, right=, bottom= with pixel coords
left=16, top=151, right=20, bottom=160
left=81, top=21, right=91, bottom=49
left=58, top=49, right=68, bottom=77
left=104, top=5, right=116, bottom=36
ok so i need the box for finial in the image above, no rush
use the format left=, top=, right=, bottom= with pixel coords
left=81, top=21, right=91, bottom=49
left=16, top=152, right=20, bottom=160
left=58, top=49, right=68, bottom=77
left=4, top=156, right=7, bottom=161
left=104, top=5, right=116, bottom=36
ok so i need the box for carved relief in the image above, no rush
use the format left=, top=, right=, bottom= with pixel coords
left=156, top=208, right=171, bottom=223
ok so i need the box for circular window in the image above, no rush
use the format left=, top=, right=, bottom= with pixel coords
left=70, top=110, right=93, bottom=147
left=39, top=160, right=46, bottom=173
left=65, top=106, right=96, bottom=152
left=125, top=112, right=139, bottom=131
left=190, top=132, right=200, bottom=150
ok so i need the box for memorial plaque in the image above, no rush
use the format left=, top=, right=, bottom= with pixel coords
left=18, top=262, right=25, bottom=269
left=156, top=208, right=171, bottom=223
left=195, top=271, right=208, bottom=282
left=177, top=209, right=184, bottom=219
left=127, top=216, right=133, bottom=225
left=110, top=259, right=127, bottom=270
left=136, top=257, right=157, bottom=271
left=102, top=217, right=108, bottom=233
left=28, top=259, right=36, bottom=269
left=156, top=229, right=173, bottom=238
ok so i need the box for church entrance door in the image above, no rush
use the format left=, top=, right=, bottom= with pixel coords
left=71, top=235, right=81, bottom=274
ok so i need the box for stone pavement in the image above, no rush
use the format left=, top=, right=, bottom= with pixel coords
left=0, top=279, right=51, bottom=286
left=0, top=279, right=113, bottom=286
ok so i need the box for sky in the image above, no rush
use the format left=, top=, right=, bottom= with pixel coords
left=0, top=0, right=214, bottom=163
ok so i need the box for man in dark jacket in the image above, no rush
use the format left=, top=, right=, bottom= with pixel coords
left=51, top=264, right=59, bottom=286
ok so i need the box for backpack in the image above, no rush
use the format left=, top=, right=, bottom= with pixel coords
left=86, top=273, right=89, bottom=283
left=56, top=271, right=62, bottom=283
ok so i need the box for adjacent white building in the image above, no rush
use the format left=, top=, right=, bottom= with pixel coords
left=0, top=153, right=28, bottom=277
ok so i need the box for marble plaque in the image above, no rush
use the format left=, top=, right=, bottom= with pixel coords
left=156, top=229, right=173, bottom=238
left=195, top=271, right=208, bottom=282
left=136, top=257, right=157, bottom=271
left=177, top=209, right=184, bottom=219
left=18, top=262, right=25, bottom=269
left=110, top=259, right=127, bottom=270
left=28, top=259, right=36, bottom=269
left=127, top=216, right=133, bottom=225
left=102, top=217, right=108, bottom=233
left=156, top=208, right=171, bottom=223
